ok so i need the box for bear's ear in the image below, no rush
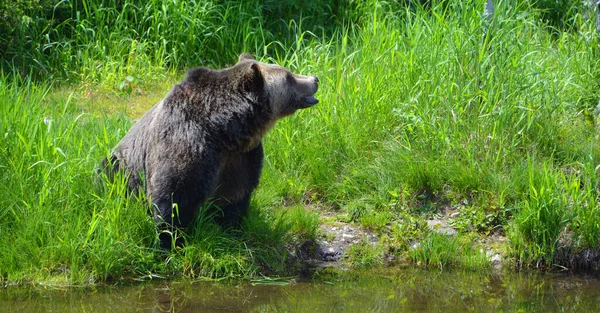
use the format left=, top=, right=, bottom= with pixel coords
left=241, top=62, right=264, bottom=92
left=238, top=53, right=255, bottom=63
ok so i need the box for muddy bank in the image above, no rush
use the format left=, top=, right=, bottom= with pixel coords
left=285, top=208, right=600, bottom=275
left=287, top=216, right=380, bottom=274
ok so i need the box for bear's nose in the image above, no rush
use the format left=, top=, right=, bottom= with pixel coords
left=314, top=76, right=319, bottom=83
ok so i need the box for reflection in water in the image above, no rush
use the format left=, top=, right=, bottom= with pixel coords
left=151, top=284, right=280, bottom=313
left=2, top=269, right=600, bottom=313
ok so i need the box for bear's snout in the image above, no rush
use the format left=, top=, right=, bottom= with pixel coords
left=299, top=76, right=319, bottom=107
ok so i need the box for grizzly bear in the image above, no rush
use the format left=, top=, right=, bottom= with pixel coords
left=102, top=54, right=319, bottom=250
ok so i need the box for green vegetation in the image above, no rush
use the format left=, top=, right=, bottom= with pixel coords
left=407, top=232, right=490, bottom=270
left=2, top=0, right=600, bottom=285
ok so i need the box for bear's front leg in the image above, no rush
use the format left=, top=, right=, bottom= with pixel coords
left=148, top=157, right=219, bottom=250
left=152, top=198, right=182, bottom=251
left=216, top=193, right=252, bottom=228
left=213, top=143, right=264, bottom=228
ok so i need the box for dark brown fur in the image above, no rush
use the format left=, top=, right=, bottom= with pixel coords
left=102, top=54, right=319, bottom=250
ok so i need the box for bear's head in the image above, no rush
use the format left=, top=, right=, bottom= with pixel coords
left=235, top=53, right=319, bottom=118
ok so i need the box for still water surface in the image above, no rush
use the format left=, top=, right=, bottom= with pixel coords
left=2, top=269, right=600, bottom=312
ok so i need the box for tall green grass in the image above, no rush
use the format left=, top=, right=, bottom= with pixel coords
left=407, top=232, right=490, bottom=269
left=1, top=0, right=600, bottom=284
left=3, top=0, right=357, bottom=88
left=0, top=74, right=320, bottom=284
left=260, top=0, right=600, bottom=267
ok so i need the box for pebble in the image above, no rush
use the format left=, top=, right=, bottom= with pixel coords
left=490, top=254, right=501, bottom=263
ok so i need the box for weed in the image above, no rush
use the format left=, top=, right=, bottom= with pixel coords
left=407, top=232, right=491, bottom=270
left=508, top=159, right=572, bottom=267
left=408, top=232, right=460, bottom=269
left=346, top=240, right=384, bottom=269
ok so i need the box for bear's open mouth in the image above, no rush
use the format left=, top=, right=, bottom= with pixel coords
left=303, top=96, right=319, bottom=105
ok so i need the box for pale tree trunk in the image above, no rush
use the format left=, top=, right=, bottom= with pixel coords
left=478, top=0, right=494, bottom=104
left=597, top=1, right=600, bottom=37
left=483, top=0, right=494, bottom=41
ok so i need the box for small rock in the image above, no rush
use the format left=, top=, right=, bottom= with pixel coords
left=427, top=220, right=443, bottom=227
left=490, top=254, right=502, bottom=264
left=427, top=220, right=457, bottom=236
left=367, top=235, right=378, bottom=243
left=318, top=246, right=342, bottom=262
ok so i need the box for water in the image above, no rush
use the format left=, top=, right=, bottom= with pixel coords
left=2, top=269, right=600, bottom=312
